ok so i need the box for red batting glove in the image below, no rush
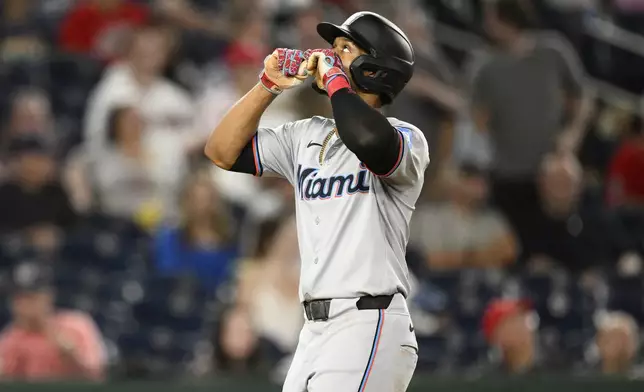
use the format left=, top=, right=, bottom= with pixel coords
left=260, top=48, right=308, bottom=95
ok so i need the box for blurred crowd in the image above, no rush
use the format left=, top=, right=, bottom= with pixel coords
left=1, top=0, right=644, bottom=384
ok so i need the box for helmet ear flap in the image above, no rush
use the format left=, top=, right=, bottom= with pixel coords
left=310, top=54, right=411, bottom=105
left=349, top=55, right=410, bottom=105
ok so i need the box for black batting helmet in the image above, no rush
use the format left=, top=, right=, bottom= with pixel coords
left=317, top=11, right=415, bottom=105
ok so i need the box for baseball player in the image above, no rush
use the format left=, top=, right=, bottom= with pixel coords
left=205, top=11, right=429, bottom=392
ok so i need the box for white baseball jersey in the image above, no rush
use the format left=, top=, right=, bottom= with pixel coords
left=251, top=116, right=429, bottom=301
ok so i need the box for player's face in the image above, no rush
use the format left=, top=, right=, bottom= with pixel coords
left=332, top=37, right=367, bottom=87
left=332, top=37, right=365, bottom=67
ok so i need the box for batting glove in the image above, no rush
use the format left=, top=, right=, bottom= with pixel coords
left=305, top=50, right=352, bottom=97
left=260, top=48, right=308, bottom=95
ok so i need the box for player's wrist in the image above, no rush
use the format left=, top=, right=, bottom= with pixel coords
left=259, top=71, right=282, bottom=95
left=323, top=68, right=352, bottom=97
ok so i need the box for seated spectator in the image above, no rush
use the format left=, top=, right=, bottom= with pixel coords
left=409, top=163, right=517, bottom=270
left=58, top=0, right=150, bottom=62
left=537, top=151, right=641, bottom=270
left=1, top=88, right=56, bottom=159
left=0, top=0, right=48, bottom=63
left=606, top=116, right=644, bottom=208
left=154, top=174, right=238, bottom=292
left=65, top=106, right=161, bottom=225
left=0, top=263, right=106, bottom=381
left=0, top=135, right=76, bottom=251
left=594, top=311, right=640, bottom=375
left=482, top=299, right=538, bottom=374
left=235, top=217, right=301, bottom=361
left=84, top=24, right=195, bottom=207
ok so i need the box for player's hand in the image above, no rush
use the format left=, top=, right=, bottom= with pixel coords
left=305, top=49, right=349, bottom=93
left=260, top=48, right=308, bottom=95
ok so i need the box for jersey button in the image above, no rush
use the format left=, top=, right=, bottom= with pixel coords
left=315, top=217, right=320, bottom=225
left=314, top=257, right=319, bottom=264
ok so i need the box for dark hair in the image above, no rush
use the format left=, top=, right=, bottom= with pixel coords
left=106, top=106, right=133, bottom=145
left=492, top=0, right=539, bottom=30
left=178, top=174, right=233, bottom=246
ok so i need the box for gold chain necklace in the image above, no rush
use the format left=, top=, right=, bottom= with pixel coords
left=318, top=128, right=336, bottom=165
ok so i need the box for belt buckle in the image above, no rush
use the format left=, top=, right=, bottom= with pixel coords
left=306, top=300, right=329, bottom=321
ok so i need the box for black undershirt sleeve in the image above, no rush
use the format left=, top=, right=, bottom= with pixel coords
left=229, top=138, right=258, bottom=175
left=330, top=89, right=401, bottom=175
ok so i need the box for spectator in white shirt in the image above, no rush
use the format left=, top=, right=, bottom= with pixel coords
left=65, top=106, right=164, bottom=227
left=84, top=24, right=196, bottom=212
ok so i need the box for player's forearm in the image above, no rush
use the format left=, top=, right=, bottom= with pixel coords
left=204, top=84, right=276, bottom=169
left=330, top=89, right=400, bottom=174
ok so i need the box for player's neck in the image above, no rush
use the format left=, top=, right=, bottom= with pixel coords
left=358, top=91, right=381, bottom=109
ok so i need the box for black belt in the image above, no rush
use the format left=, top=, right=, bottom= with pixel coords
left=303, top=294, right=396, bottom=322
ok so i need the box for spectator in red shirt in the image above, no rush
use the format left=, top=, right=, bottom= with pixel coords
left=0, top=263, right=106, bottom=381
left=58, top=0, right=150, bottom=62
left=606, top=116, right=644, bottom=207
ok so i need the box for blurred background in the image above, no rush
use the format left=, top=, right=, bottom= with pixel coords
left=1, top=0, right=644, bottom=389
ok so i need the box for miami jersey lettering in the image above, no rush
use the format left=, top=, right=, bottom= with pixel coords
left=297, top=163, right=370, bottom=201
left=252, top=115, right=429, bottom=300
